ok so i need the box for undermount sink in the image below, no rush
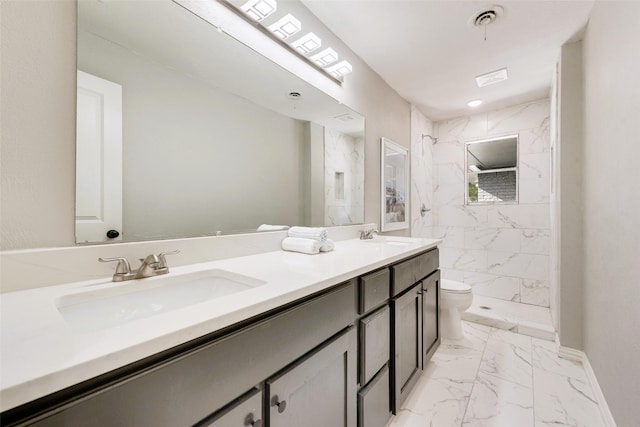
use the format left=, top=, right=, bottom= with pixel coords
left=56, top=269, right=266, bottom=333
left=362, top=237, right=413, bottom=246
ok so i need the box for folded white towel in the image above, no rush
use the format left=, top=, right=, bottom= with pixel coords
left=281, top=237, right=322, bottom=255
left=257, top=224, right=290, bottom=231
left=320, top=239, right=335, bottom=252
left=288, top=226, right=328, bottom=242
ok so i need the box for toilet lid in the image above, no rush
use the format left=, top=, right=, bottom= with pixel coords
left=441, top=279, right=472, bottom=293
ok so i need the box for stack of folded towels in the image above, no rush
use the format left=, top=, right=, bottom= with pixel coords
left=281, top=226, right=335, bottom=255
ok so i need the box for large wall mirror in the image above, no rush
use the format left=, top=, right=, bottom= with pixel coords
left=465, top=134, right=519, bottom=205
left=76, top=0, right=365, bottom=244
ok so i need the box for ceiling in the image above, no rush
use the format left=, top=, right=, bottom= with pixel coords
left=303, top=0, right=594, bottom=121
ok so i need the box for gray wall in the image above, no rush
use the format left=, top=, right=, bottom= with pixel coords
left=0, top=0, right=410, bottom=250
left=580, top=2, right=640, bottom=424
left=557, top=41, right=584, bottom=350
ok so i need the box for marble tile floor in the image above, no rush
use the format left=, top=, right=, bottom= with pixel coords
left=462, top=295, right=556, bottom=341
left=388, top=322, right=605, bottom=427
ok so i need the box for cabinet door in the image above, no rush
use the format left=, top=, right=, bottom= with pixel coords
left=197, top=387, right=263, bottom=427
left=423, top=270, right=440, bottom=365
left=357, top=364, right=391, bottom=427
left=359, top=304, right=390, bottom=385
left=391, top=282, right=423, bottom=413
left=267, top=328, right=357, bottom=427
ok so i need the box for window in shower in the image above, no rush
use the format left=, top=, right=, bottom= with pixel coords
left=465, top=134, right=519, bottom=205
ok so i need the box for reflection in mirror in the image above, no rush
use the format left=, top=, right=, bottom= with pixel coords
left=466, top=134, right=519, bottom=205
left=76, top=0, right=364, bottom=244
left=381, top=137, right=409, bottom=232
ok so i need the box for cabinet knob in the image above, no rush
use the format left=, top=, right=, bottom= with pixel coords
left=244, top=413, right=263, bottom=427
left=271, top=395, right=287, bottom=413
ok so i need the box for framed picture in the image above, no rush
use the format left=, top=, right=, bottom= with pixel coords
left=380, top=137, right=409, bottom=231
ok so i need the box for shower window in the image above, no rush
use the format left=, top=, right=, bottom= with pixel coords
left=465, top=134, right=519, bottom=205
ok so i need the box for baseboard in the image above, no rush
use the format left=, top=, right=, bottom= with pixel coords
left=557, top=345, right=617, bottom=427
left=557, top=344, right=583, bottom=362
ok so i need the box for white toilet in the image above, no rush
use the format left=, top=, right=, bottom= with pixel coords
left=440, top=279, right=473, bottom=340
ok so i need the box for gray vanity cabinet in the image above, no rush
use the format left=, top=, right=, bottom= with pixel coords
left=266, top=328, right=356, bottom=427
left=2, top=248, right=440, bottom=427
left=7, top=282, right=357, bottom=427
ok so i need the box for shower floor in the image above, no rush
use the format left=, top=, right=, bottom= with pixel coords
left=462, top=294, right=556, bottom=341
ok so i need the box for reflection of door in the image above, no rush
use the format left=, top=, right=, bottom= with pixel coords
left=76, top=70, right=122, bottom=243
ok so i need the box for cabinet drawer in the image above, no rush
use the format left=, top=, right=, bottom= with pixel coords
left=359, top=305, right=390, bottom=385
left=391, top=249, right=439, bottom=296
left=357, top=364, right=391, bottom=427
left=358, top=268, right=390, bottom=314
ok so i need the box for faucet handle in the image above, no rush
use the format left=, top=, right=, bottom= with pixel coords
left=157, top=250, right=180, bottom=268
left=98, top=257, right=132, bottom=275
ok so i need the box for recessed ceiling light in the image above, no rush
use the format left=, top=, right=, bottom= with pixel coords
left=311, top=48, right=338, bottom=67
left=290, top=32, right=321, bottom=55
left=267, top=13, right=301, bottom=40
left=467, top=99, right=483, bottom=107
left=240, top=0, right=277, bottom=22
left=476, top=68, right=508, bottom=87
left=326, top=60, right=353, bottom=78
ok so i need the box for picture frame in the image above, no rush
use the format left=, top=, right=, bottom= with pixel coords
left=380, top=137, right=409, bottom=231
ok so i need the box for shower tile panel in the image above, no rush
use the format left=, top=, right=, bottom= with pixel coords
left=464, top=228, right=521, bottom=252
left=463, top=272, right=521, bottom=302
left=487, top=100, right=550, bottom=136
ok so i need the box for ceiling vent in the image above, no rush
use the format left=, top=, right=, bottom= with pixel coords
left=475, top=68, right=509, bottom=87
left=468, top=5, right=504, bottom=28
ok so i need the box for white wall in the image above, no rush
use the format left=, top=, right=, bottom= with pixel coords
left=0, top=0, right=77, bottom=249
left=79, top=32, right=307, bottom=239
left=580, top=2, right=640, bottom=424
left=432, top=100, right=551, bottom=307
left=0, top=0, right=411, bottom=250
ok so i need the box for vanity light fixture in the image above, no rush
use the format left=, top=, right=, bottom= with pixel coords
left=240, top=0, right=277, bottom=21
left=267, top=13, right=301, bottom=40
left=311, top=48, right=338, bottom=66
left=475, top=67, right=508, bottom=87
left=290, top=32, right=322, bottom=55
left=326, top=60, right=353, bottom=78
left=467, top=99, right=483, bottom=107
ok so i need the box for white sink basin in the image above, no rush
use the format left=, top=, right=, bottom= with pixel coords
left=56, top=269, right=266, bottom=333
left=363, top=237, right=413, bottom=246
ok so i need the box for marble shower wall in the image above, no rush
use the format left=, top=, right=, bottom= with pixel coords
left=432, top=99, right=551, bottom=307
left=324, top=129, right=365, bottom=226
left=410, top=106, right=435, bottom=237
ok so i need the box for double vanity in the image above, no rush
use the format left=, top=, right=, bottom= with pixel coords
left=0, top=236, right=441, bottom=426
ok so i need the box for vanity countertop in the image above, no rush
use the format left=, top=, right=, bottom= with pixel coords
left=0, top=236, right=440, bottom=412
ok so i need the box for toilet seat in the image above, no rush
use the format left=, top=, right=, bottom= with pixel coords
left=441, top=279, right=472, bottom=294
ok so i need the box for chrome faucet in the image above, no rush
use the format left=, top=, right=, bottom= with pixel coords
left=99, top=250, right=180, bottom=282
left=359, top=228, right=379, bottom=240
left=135, top=254, right=162, bottom=279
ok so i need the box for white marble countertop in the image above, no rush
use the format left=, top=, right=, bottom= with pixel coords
left=0, top=236, right=439, bottom=412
